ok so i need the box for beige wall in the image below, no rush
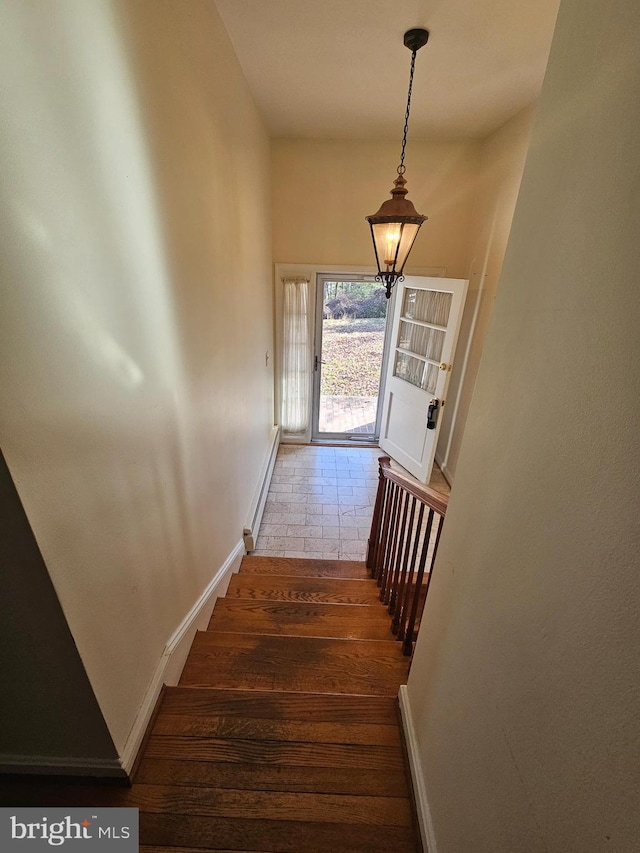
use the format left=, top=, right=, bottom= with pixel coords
left=0, top=451, right=118, bottom=768
left=0, top=0, right=274, bottom=756
left=408, top=0, right=640, bottom=850
left=436, top=105, right=535, bottom=480
left=272, top=134, right=534, bottom=471
left=272, top=138, right=480, bottom=278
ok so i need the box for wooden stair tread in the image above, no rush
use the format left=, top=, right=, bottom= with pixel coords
left=151, top=713, right=400, bottom=746
left=241, top=555, right=368, bottom=578
left=226, top=573, right=381, bottom=605
left=120, top=783, right=413, bottom=826
left=208, top=599, right=395, bottom=639
left=190, top=631, right=406, bottom=658
left=141, top=814, right=418, bottom=853
left=141, top=848, right=267, bottom=853
left=144, top=735, right=406, bottom=771
left=0, top=781, right=415, bottom=851
left=0, top=754, right=411, bottom=802
left=135, top=758, right=410, bottom=797
left=180, top=632, right=408, bottom=695
left=160, top=686, right=399, bottom=724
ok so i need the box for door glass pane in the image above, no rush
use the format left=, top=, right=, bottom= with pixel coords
left=424, top=362, right=439, bottom=394
left=402, top=288, right=453, bottom=326
left=398, top=321, right=445, bottom=361
left=318, top=281, right=388, bottom=435
left=394, top=352, right=424, bottom=388
left=393, top=352, right=439, bottom=392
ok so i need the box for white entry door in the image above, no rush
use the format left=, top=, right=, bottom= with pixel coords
left=379, top=276, right=468, bottom=483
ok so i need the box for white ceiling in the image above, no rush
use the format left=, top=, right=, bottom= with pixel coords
left=214, top=0, right=560, bottom=139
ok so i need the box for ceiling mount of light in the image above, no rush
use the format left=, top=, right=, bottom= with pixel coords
left=366, top=28, right=429, bottom=299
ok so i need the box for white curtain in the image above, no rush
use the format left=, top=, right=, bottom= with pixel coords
left=281, top=278, right=310, bottom=433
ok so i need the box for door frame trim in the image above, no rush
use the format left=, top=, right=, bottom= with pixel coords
left=274, top=263, right=446, bottom=444
left=311, top=272, right=390, bottom=442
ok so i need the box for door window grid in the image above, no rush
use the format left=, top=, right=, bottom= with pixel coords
left=398, top=321, right=445, bottom=361
left=403, top=288, right=453, bottom=326
left=393, top=289, right=453, bottom=391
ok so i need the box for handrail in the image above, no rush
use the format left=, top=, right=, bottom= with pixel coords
left=377, top=456, right=449, bottom=516
left=366, top=456, right=449, bottom=656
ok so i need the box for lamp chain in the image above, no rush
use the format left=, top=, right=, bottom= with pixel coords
left=398, top=49, right=417, bottom=174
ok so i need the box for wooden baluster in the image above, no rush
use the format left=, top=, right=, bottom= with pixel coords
left=381, top=489, right=406, bottom=604
left=364, top=456, right=448, bottom=647
left=396, top=503, right=427, bottom=641
left=401, top=508, right=434, bottom=655
left=390, top=496, right=418, bottom=625
left=379, top=484, right=401, bottom=598
left=377, top=483, right=395, bottom=592
left=385, top=491, right=411, bottom=608
left=366, top=456, right=391, bottom=573
left=369, top=477, right=390, bottom=579
left=413, top=514, right=445, bottom=636
left=374, top=480, right=395, bottom=583
left=432, top=514, right=444, bottom=562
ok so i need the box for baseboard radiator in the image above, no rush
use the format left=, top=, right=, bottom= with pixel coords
left=243, top=426, right=281, bottom=551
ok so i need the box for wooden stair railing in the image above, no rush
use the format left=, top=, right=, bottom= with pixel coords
left=367, top=456, right=448, bottom=655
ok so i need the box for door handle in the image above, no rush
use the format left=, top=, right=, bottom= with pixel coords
left=427, top=399, right=440, bottom=430
left=314, top=355, right=326, bottom=372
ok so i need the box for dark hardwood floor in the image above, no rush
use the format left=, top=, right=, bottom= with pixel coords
left=0, top=555, right=419, bottom=852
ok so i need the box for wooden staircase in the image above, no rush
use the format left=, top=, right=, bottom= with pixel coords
left=1, top=555, right=420, bottom=853
left=178, top=557, right=411, bottom=698
left=144, top=554, right=419, bottom=851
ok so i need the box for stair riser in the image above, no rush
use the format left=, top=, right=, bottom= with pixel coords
left=227, top=574, right=383, bottom=606
left=208, top=600, right=395, bottom=640
left=241, top=555, right=369, bottom=579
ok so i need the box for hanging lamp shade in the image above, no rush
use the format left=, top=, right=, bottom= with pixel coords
left=366, top=170, right=427, bottom=298
left=367, top=27, right=429, bottom=299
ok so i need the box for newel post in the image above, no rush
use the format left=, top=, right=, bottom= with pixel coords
left=366, top=456, right=391, bottom=573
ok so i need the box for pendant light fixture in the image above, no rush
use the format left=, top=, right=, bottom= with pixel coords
left=366, top=28, right=429, bottom=298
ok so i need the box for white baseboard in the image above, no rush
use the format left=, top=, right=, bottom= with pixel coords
left=0, top=540, right=245, bottom=779
left=0, top=754, right=125, bottom=778
left=399, top=684, right=438, bottom=853
left=118, top=539, right=245, bottom=774
left=243, top=425, right=281, bottom=551
left=434, top=452, right=453, bottom=487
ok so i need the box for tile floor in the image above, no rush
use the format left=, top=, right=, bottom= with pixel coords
left=251, top=444, right=450, bottom=561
